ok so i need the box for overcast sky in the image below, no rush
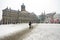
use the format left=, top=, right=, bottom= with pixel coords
left=0, top=0, right=60, bottom=19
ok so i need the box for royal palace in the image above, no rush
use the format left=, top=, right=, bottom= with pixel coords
left=1, top=3, right=39, bottom=24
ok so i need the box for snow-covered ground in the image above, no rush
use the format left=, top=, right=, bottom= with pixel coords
left=23, top=24, right=60, bottom=40
left=0, top=23, right=60, bottom=40
left=0, top=23, right=29, bottom=38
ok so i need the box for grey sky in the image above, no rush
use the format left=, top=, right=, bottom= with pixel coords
left=0, top=0, right=60, bottom=20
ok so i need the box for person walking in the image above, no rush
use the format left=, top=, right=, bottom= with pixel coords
left=29, top=21, right=32, bottom=29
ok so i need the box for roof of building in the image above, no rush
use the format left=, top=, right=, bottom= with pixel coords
left=46, top=12, right=56, bottom=17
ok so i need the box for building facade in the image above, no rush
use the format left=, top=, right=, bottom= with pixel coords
left=1, top=3, right=39, bottom=24
left=53, top=14, right=60, bottom=23
left=44, top=12, right=56, bottom=23
left=39, top=12, right=45, bottom=23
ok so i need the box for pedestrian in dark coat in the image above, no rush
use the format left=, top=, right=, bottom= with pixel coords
left=29, top=21, right=32, bottom=29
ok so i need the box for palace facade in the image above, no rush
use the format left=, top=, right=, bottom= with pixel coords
left=1, top=3, right=39, bottom=24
